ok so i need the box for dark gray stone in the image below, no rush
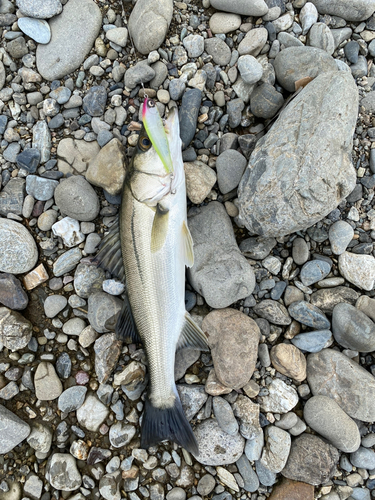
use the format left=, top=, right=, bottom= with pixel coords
left=216, top=150, right=247, bottom=194
left=344, top=40, right=359, bottom=63
left=300, top=259, right=331, bottom=286
left=291, top=330, right=332, bottom=353
left=250, top=83, right=284, bottom=119
left=310, top=286, right=359, bottom=314
left=16, top=148, right=41, bottom=173
left=332, top=302, right=375, bottom=352
left=0, top=273, right=28, bottom=310
left=204, top=37, right=231, bottom=66
left=169, top=79, right=186, bottom=101
left=253, top=299, right=291, bottom=325
left=351, top=55, right=368, bottom=79
left=83, top=85, right=107, bottom=117
left=227, top=98, right=244, bottom=128
left=0, top=404, right=30, bottom=454
left=179, top=88, right=201, bottom=150
left=236, top=454, right=259, bottom=492
left=288, top=301, right=330, bottom=329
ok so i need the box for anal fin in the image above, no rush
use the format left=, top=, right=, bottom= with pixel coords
left=115, top=294, right=141, bottom=344
left=182, top=220, right=194, bottom=268
left=177, top=312, right=209, bottom=351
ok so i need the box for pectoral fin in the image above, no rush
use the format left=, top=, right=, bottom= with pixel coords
left=177, top=312, right=209, bottom=351
left=182, top=220, right=194, bottom=268
left=151, top=204, right=169, bottom=253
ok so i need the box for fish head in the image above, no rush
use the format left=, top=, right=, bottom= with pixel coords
left=130, top=101, right=184, bottom=206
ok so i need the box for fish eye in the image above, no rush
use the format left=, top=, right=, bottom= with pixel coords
left=139, top=136, right=151, bottom=151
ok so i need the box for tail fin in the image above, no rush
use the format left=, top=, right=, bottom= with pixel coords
left=141, top=395, right=199, bottom=455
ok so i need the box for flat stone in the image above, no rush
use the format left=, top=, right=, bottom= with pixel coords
left=238, top=55, right=263, bottom=84
left=310, top=286, right=359, bottom=314
left=109, top=422, right=136, bottom=448
left=309, top=0, right=375, bottom=22
left=86, top=139, right=126, bottom=196
left=350, top=447, right=375, bottom=469
left=193, top=419, right=245, bottom=465
left=54, top=175, right=100, bottom=221
left=18, top=17, right=51, bottom=44
left=188, top=202, right=255, bottom=308
left=304, top=395, right=361, bottom=453
left=26, top=175, right=58, bottom=201
left=288, top=301, right=330, bottom=329
left=178, top=385, right=208, bottom=421
left=202, top=308, right=259, bottom=389
left=300, top=259, right=331, bottom=286
left=53, top=248, right=82, bottom=276
left=0, top=178, right=25, bottom=216
left=129, top=0, right=173, bottom=55
left=238, top=27, right=268, bottom=56
left=106, top=27, right=128, bottom=47
left=268, top=478, right=314, bottom=500
left=282, top=433, right=339, bottom=486
left=204, top=38, right=231, bottom=66
left=34, top=361, right=63, bottom=401
left=216, top=150, right=247, bottom=194
left=44, top=294, right=68, bottom=318
left=300, top=2, right=318, bottom=35
left=0, top=404, right=30, bottom=454
left=0, top=218, right=38, bottom=274
left=236, top=454, right=259, bottom=492
left=240, top=236, right=277, bottom=260
left=307, top=348, right=375, bottom=422
left=332, top=302, right=375, bottom=352
left=58, top=386, right=87, bottom=413
left=36, top=0, right=102, bottom=80
left=0, top=307, right=32, bottom=352
left=250, top=83, right=284, bottom=119
left=209, top=13, right=242, bottom=34
left=16, top=148, right=41, bottom=173
left=52, top=217, right=85, bottom=248
left=23, top=263, right=49, bottom=290
left=238, top=72, right=356, bottom=238
left=253, top=299, right=291, bottom=326
left=260, top=426, right=291, bottom=473
left=179, top=88, right=202, bottom=150
left=210, top=0, right=268, bottom=16
left=270, top=343, right=306, bottom=382
left=308, top=22, right=335, bottom=55
left=57, top=138, right=100, bottom=175
left=76, top=394, right=109, bottom=431
left=291, top=330, right=332, bottom=353
left=213, top=397, right=239, bottom=435
left=32, top=120, right=51, bottom=163
left=16, top=0, right=62, bottom=18
left=356, top=295, right=375, bottom=322
left=88, top=291, right=122, bottom=334
left=260, top=378, right=299, bottom=413
left=338, top=252, right=375, bottom=291
left=47, top=453, right=82, bottom=491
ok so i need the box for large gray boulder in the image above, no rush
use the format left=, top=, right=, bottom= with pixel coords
left=187, top=202, right=255, bottom=308
left=128, top=0, right=173, bottom=55
left=238, top=71, right=357, bottom=238
left=310, top=0, right=375, bottom=22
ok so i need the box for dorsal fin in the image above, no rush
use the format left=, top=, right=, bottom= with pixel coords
left=182, top=220, right=194, bottom=268
left=177, top=312, right=209, bottom=351
left=92, top=217, right=126, bottom=282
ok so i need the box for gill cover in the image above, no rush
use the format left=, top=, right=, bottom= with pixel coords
left=142, top=98, right=174, bottom=174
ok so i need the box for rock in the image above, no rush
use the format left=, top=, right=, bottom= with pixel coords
left=309, top=0, right=375, bottom=22
left=77, top=393, right=109, bottom=431
left=183, top=34, right=204, bottom=58
left=213, top=397, right=239, bottom=435
left=193, top=419, right=245, bottom=465
left=184, top=161, right=217, bottom=204
left=129, top=0, right=173, bottom=55
left=268, top=478, right=314, bottom=500
left=24, top=263, right=49, bottom=290
left=240, top=236, right=277, bottom=260
left=210, top=0, right=268, bottom=16
left=16, top=148, right=41, bottom=173
left=274, top=46, right=337, bottom=93
left=292, top=238, right=309, bottom=265
left=16, top=0, right=62, bottom=18
left=288, top=301, right=330, bottom=329
left=109, top=422, right=136, bottom=448
left=88, top=292, right=122, bottom=333
left=255, top=460, right=277, bottom=487
left=238, top=55, right=263, bottom=85
left=238, top=27, right=268, bottom=56
left=86, top=139, right=126, bottom=196
left=7, top=36, right=28, bottom=58
left=58, top=386, right=87, bottom=413
left=0, top=273, right=28, bottom=310
left=329, top=220, right=354, bottom=255
left=304, top=395, right=360, bottom=453
left=0, top=404, right=30, bottom=454
left=124, top=62, right=155, bottom=89
left=260, top=426, right=291, bottom=473
left=356, top=295, right=375, bottom=322
left=94, top=332, right=122, bottom=384
left=47, top=453, right=82, bottom=491
left=236, top=454, right=259, bottom=492
left=310, top=286, right=359, bottom=314
left=32, top=120, right=51, bottom=163
left=250, top=83, right=284, bottom=119
left=338, top=252, right=375, bottom=291
left=52, top=217, right=85, bottom=248
left=178, top=385, right=208, bottom=421
left=26, top=175, right=58, bottom=201
left=34, top=362, right=63, bottom=401
left=308, top=22, right=335, bottom=55
left=106, top=27, right=128, bottom=47
left=188, top=202, right=255, bottom=308
left=300, top=260, right=331, bottom=286
left=204, top=38, right=231, bottom=66
left=232, top=396, right=262, bottom=452
left=74, top=264, right=105, bottom=298
left=202, top=309, right=259, bottom=389
left=209, top=13, right=242, bottom=34
left=179, top=88, right=201, bottom=149
left=0, top=178, right=25, bottom=217
left=0, top=219, right=38, bottom=274
left=253, top=300, right=291, bottom=326
left=38, top=209, right=58, bottom=231
left=291, top=330, right=332, bottom=353
left=300, top=2, right=319, bottom=35
left=260, top=379, right=299, bottom=413
left=57, top=138, right=100, bottom=175
left=82, top=85, right=107, bottom=116
left=36, top=0, right=102, bottom=80
left=238, top=71, right=357, bottom=238
left=18, top=17, right=51, bottom=44
left=270, top=344, right=306, bottom=382
left=216, top=150, right=247, bottom=194
left=54, top=175, right=100, bottom=221
left=227, top=97, right=245, bottom=128
left=53, top=248, right=82, bottom=276
left=332, top=303, right=375, bottom=352
left=307, top=349, right=375, bottom=422
left=350, top=447, right=375, bottom=469
left=282, top=433, right=339, bottom=485
left=44, top=294, right=67, bottom=318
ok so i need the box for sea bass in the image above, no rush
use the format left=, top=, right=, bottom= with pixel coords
left=94, top=99, right=208, bottom=454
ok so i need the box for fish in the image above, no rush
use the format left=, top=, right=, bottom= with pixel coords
left=94, top=98, right=209, bottom=454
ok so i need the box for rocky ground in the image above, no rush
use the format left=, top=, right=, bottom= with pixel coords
left=1, top=0, right=375, bottom=499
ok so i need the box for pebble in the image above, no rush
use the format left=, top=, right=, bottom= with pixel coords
left=210, top=0, right=268, bottom=16
left=77, top=394, right=109, bottom=431
left=82, top=85, right=108, bottom=116
left=300, top=2, right=319, bottom=35
left=270, top=343, right=306, bottom=382
left=53, top=248, right=82, bottom=277
left=32, top=120, right=51, bottom=163
left=17, top=0, right=62, bottom=18
left=216, top=150, right=247, bottom=194
left=213, top=397, right=239, bottom=435
left=310, top=286, right=359, bottom=314
left=26, top=175, right=58, bottom=202
left=0, top=403, right=30, bottom=453
left=34, top=361, right=63, bottom=401
left=106, top=27, right=128, bottom=47
left=332, top=303, right=375, bottom=352
left=85, top=139, right=125, bottom=196
left=47, top=453, right=82, bottom=491
left=329, top=220, right=354, bottom=254
left=44, top=295, right=67, bottom=318
left=204, top=38, right=232, bottom=66
left=288, top=301, right=330, bottom=329
left=292, top=237, right=309, bottom=265
left=0, top=273, right=28, bottom=310
left=54, top=175, right=100, bottom=221
left=109, top=422, right=136, bottom=448
left=197, top=474, right=216, bottom=496
left=253, top=299, right=291, bottom=326
left=184, top=161, right=217, bottom=204
left=338, top=252, right=375, bottom=291
left=291, top=330, right=332, bottom=353
left=304, top=395, right=361, bottom=453
left=18, top=17, right=51, bottom=44
left=16, top=147, right=41, bottom=173
left=209, top=13, right=242, bottom=34
left=300, top=259, right=331, bottom=286
left=260, top=378, right=299, bottom=413
left=0, top=219, right=38, bottom=274
left=179, top=88, right=202, bottom=149
left=36, top=0, right=101, bottom=80
left=58, top=386, right=87, bottom=413
left=260, top=425, right=291, bottom=473
left=238, top=55, right=263, bottom=85
left=250, top=83, right=284, bottom=119
left=238, top=27, right=268, bottom=56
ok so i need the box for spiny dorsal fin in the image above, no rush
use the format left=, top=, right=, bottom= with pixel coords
left=182, top=220, right=194, bottom=268
left=177, top=312, right=209, bottom=351
left=151, top=203, right=169, bottom=253
left=115, top=293, right=141, bottom=344
left=92, top=217, right=126, bottom=283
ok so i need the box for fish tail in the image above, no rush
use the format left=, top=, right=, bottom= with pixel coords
left=141, top=393, right=199, bottom=455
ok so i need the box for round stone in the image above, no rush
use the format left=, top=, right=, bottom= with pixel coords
left=0, top=219, right=38, bottom=274
left=44, top=295, right=68, bottom=318
left=209, top=13, right=242, bottom=34
left=54, top=175, right=100, bottom=222
left=332, top=302, right=375, bottom=352
left=237, top=55, right=263, bottom=85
